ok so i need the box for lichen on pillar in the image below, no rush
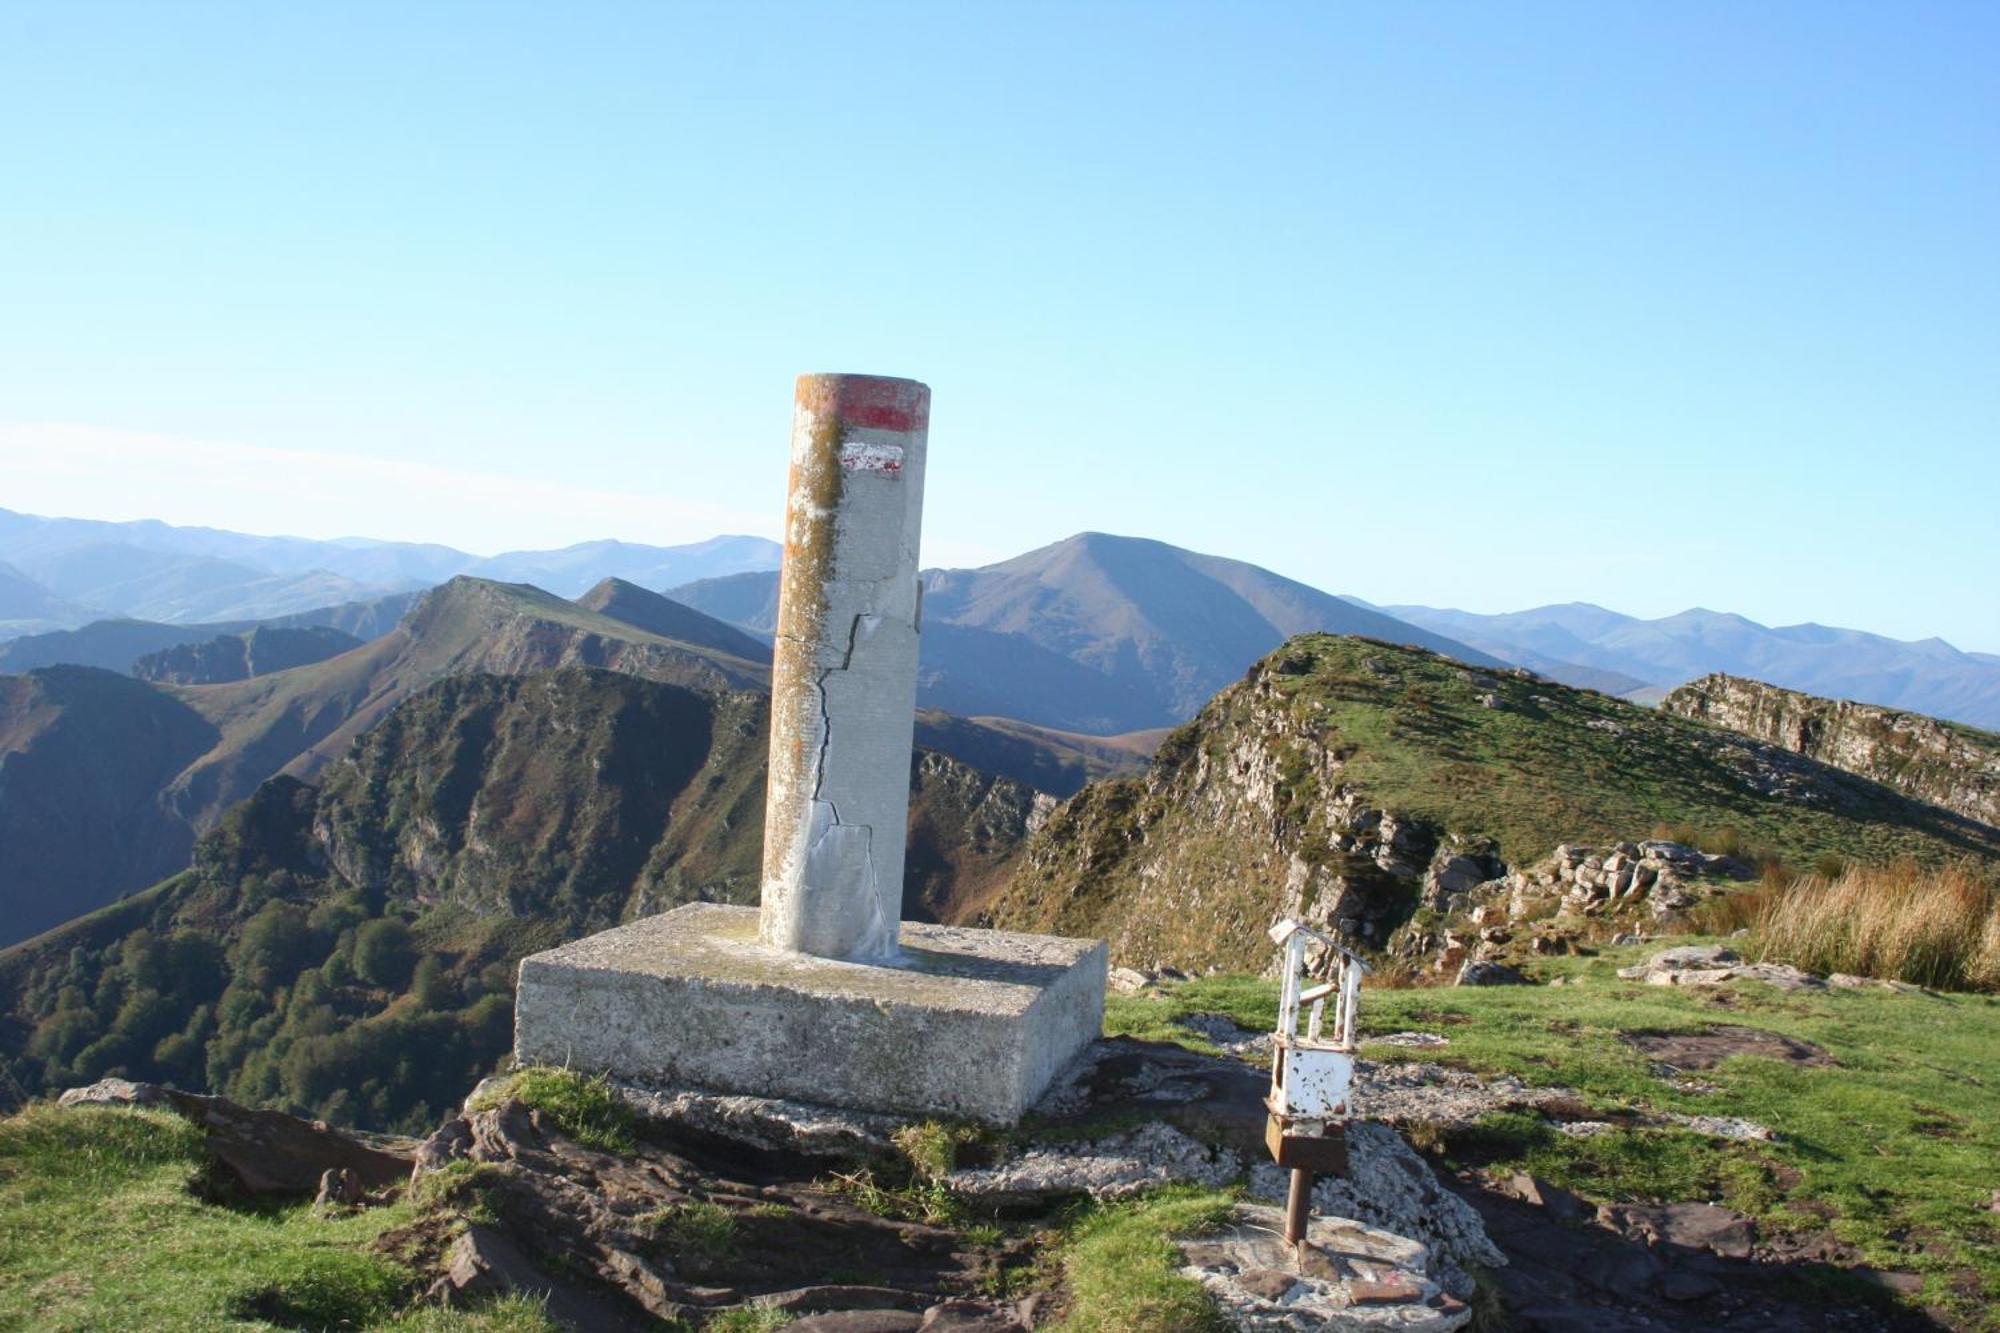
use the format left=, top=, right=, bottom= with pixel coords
left=513, top=372, right=1105, bottom=1123
left=760, top=373, right=930, bottom=962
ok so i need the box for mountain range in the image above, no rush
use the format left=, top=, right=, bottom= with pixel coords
left=1372, top=600, right=2000, bottom=731
left=6, top=506, right=1996, bottom=733
left=670, top=532, right=1504, bottom=733
left=0, top=507, right=781, bottom=632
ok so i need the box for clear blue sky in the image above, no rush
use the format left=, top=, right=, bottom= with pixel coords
left=2, top=2, right=1994, bottom=650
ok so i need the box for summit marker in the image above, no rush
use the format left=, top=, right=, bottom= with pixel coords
left=512, top=375, right=1107, bottom=1124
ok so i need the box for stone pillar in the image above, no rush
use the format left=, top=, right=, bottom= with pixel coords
left=760, top=373, right=930, bottom=962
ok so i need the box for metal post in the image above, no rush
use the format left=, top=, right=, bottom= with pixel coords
left=1285, top=1167, right=1313, bottom=1248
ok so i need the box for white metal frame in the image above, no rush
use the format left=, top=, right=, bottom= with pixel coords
left=1266, top=918, right=1369, bottom=1122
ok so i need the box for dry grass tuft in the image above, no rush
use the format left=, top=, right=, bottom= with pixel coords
left=1753, top=860, right=2000, bottom=991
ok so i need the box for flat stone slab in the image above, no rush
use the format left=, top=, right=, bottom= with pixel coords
left=514, top=903, right=1106, bottom=1125
left=1179, top=1203, right=1470, bottom=1330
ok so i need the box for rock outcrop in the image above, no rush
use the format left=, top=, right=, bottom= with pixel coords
left=1664, top=673, right=2000, bottom=830
left=418, top=1039, right=1495, bottom=1329
left=1390, top=839, right=1757, bottom=978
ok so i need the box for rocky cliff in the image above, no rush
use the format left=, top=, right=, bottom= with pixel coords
left=1662, top=673, right=2000, bottom=831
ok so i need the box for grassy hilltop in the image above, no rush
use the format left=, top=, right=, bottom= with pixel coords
left=990, top=634, right=2000, bottom=971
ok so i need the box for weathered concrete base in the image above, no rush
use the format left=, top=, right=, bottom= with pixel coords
left=513, top=903, right=1107, bottom=1125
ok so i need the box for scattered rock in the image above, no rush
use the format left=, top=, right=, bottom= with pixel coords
left=1246, top=1122, right=1503, bottom=1297
left=1617, top=944, right=1737, bottom=978
left=1179, top=1202, right=1470, bottom=1330
left=1829, top=972, right=1930, bottom=995
left=916, top=1300, right=1031, bottom=1331
left=1107, top=966, right=1154, bottom=994
left=1732, top=961, right=1827, bottom=991
left=426, top=1223, right=633, bottom=1327
left=790, top=1314, right=922, bottom=1333
left=1174, top=1011, right=1272, bottom=1057
left=410, top=1091, right=1001, bottom=1327
left=1553, top=1120, right=1617, bottom=1138
left=611, top=1082, right=903, bottom=1163
left=1351, top=1060, right=1584, bottom=1130
left=1370, top=1031, right=1450, bottom=1049
left=1663, top=1113, right=1776, bottom=1142
left=1617, top=946, right=1828, bottom=991
left=791, top=1302, right=1030, bottom=1333
left=948, top=1121, right=1239, bottom=1207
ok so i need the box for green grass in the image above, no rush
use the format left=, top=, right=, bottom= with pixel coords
left=691, top=1310, right=793, bottom=1332
left=1104, top=975, right=1277, bottom=1047
left=890, top=1119, right=983, bottom=1181
left=407, top=1158, right=508, bottom=1226
left=639, top=1200, right=738, bottom=1264
left=822, top=1164, right=963, bottom=1227
left=1047, top=1186, right=1235, bottom=1333
left=1117, top=950, right=2000, bottom=1324
left=0, top=1102, right=557, bottom=1331
left=377, top=1295, right=559, bottom=1332
left=473, top=1067, right=636, bottom=1154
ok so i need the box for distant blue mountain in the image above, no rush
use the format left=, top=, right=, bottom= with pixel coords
left=0, top=508, right=780, bottom=631
left=672, top=531, right=1503, bottom=734
left=1374, top=600, right=2000, bottom=731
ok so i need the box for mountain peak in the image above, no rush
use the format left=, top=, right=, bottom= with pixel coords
left=574, top=578, right=770, bottom=663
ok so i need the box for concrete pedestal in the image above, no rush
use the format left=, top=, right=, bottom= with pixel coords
left=513, top=903, right=1108, bottom=1125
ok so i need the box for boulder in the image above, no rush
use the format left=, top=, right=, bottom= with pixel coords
left=1456, top=960, right=1529, bottom=987
left=313, top=1166, right=364, bottom=1209
left=1421, top=841, right=1505, bottom=912
left=1599, top=1202, right=1755, bottom=1260
left=1106, top=965, right=1154, bottom=994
